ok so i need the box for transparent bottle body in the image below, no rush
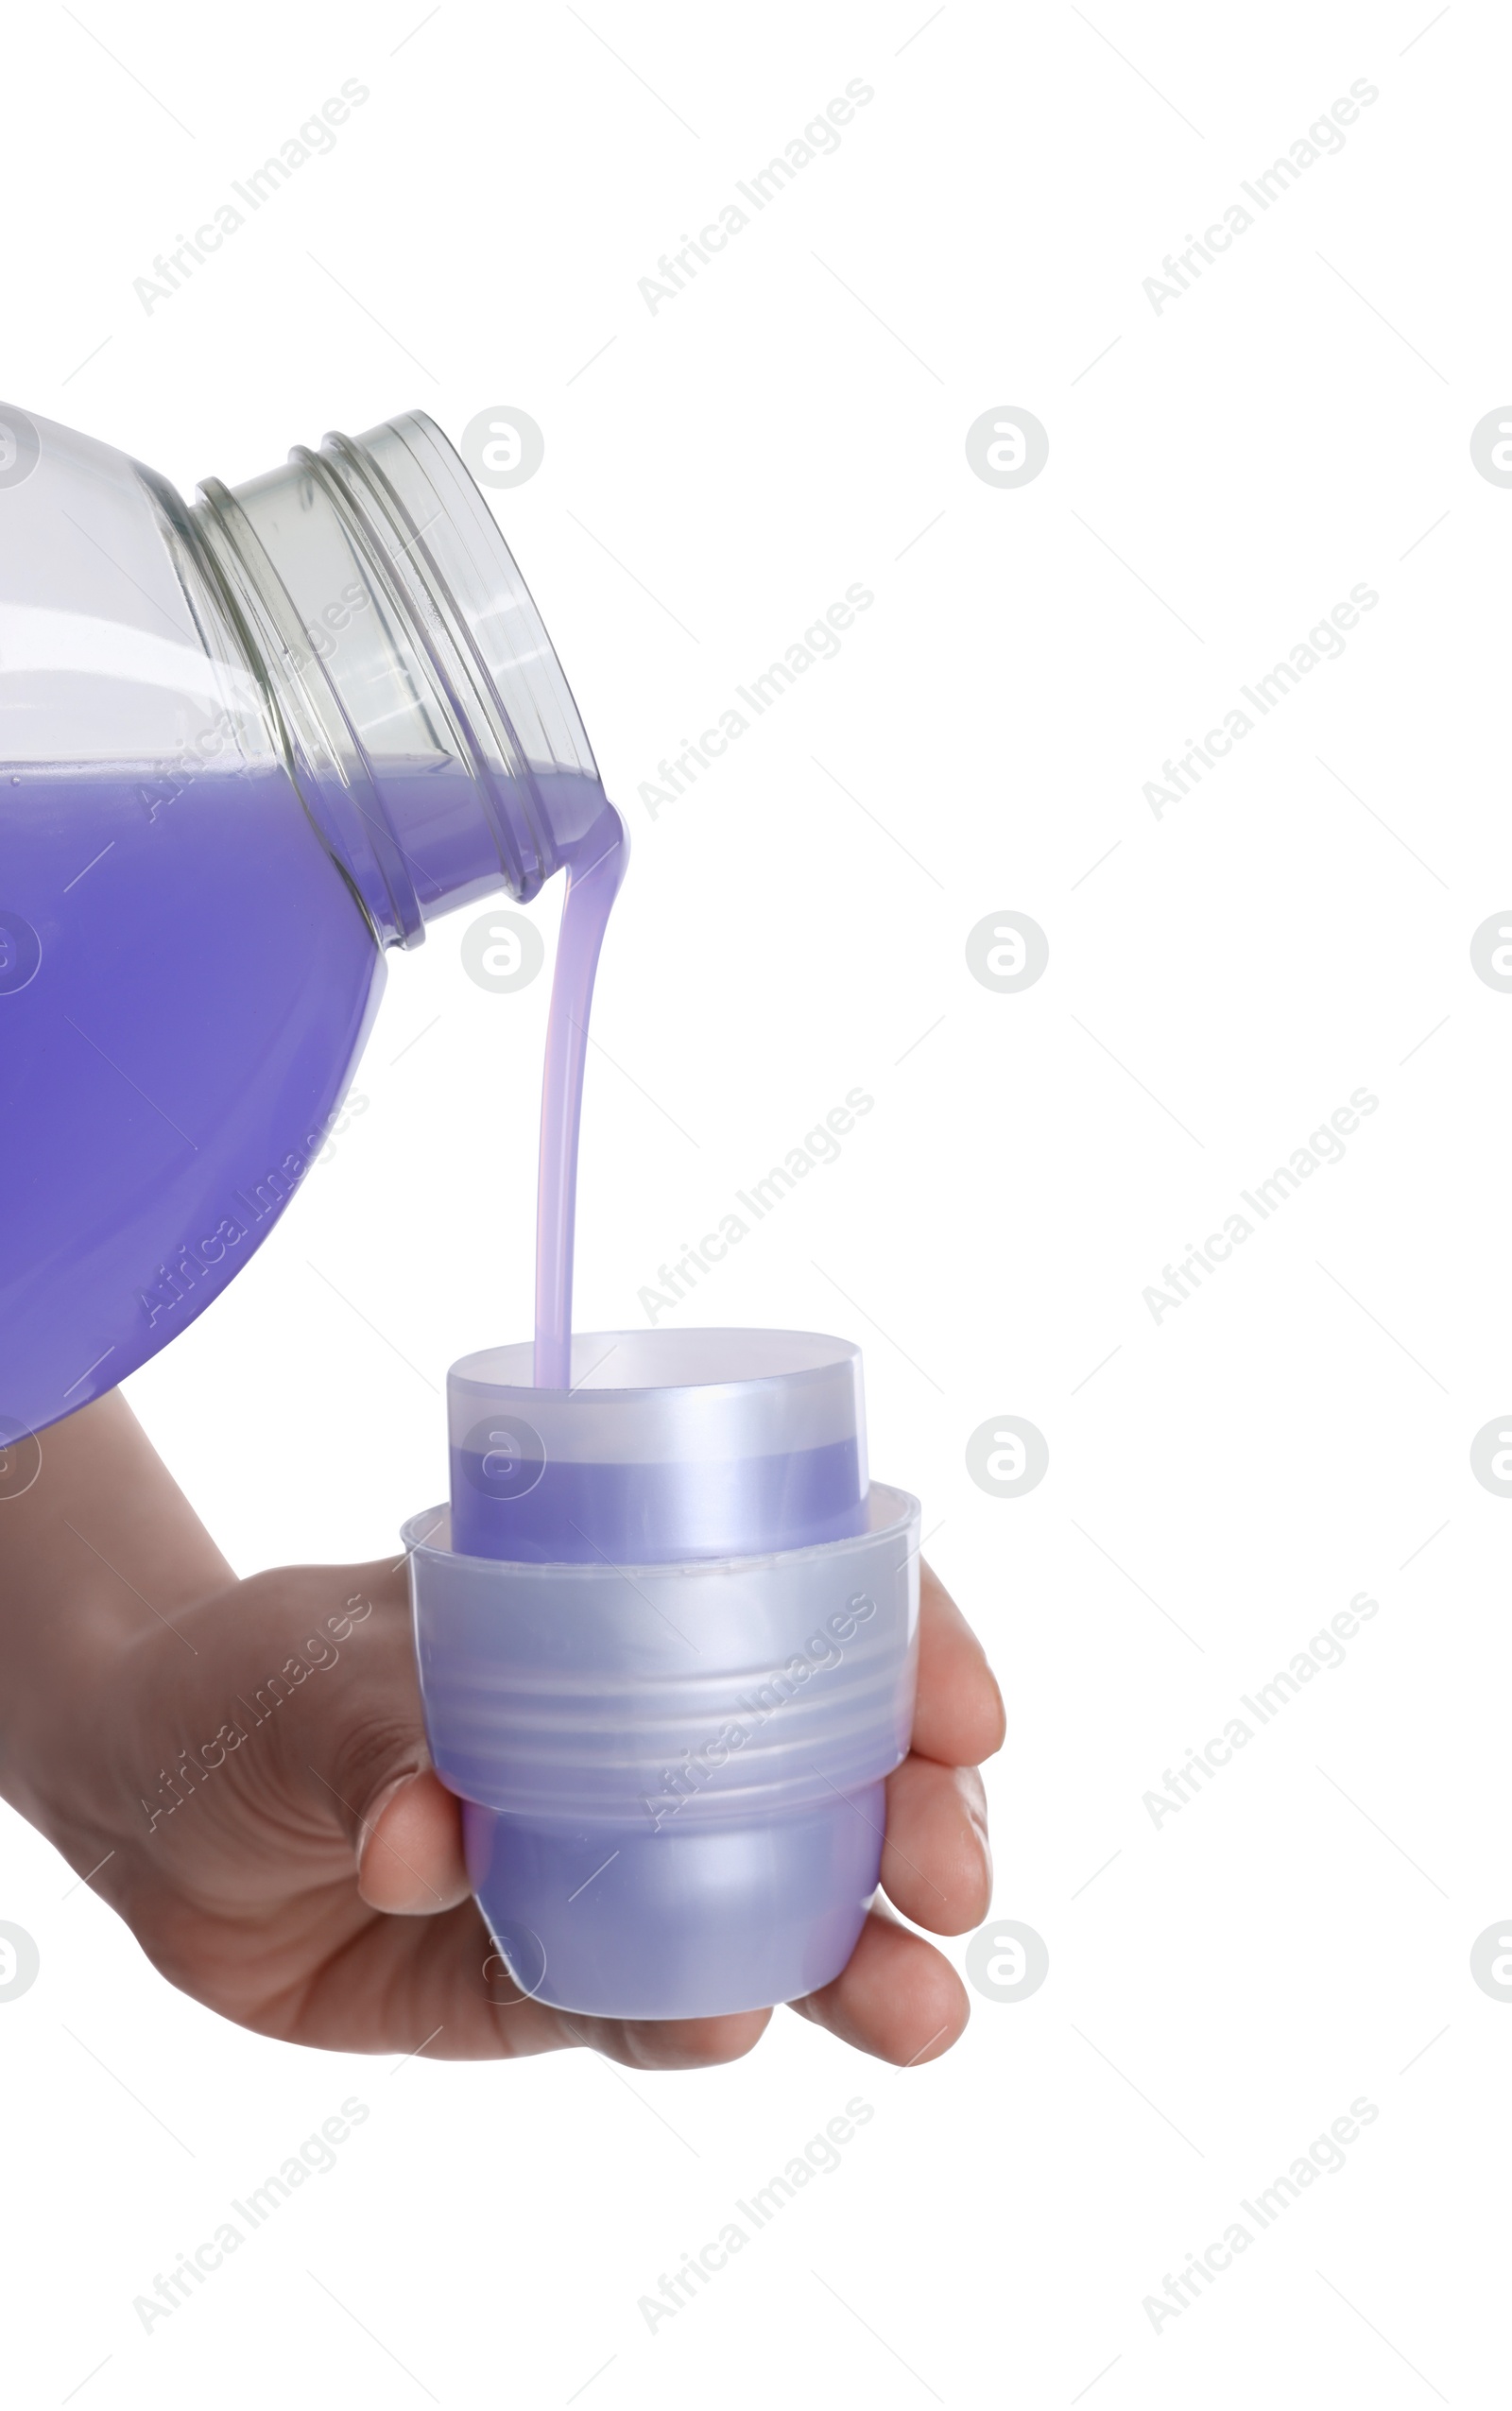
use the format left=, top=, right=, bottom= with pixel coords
left=0, top=405, right=606, bottom=1437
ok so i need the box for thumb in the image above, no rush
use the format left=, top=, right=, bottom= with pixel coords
left=245, top=1554, right=471, bottom=1916
left=356, top=1766, right=470, bottom=1914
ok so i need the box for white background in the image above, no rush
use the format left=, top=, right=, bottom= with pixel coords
left=2, top=1, right=1508, bottom=2403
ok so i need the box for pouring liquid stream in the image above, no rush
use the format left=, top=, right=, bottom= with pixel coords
left=531, top=801, right=627, bottom=1388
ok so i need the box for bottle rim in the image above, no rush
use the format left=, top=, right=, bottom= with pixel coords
left=190, top=410, right=606, bottom=946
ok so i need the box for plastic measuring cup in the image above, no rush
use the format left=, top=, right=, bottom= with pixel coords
left=406, top=1329, right=920, bottom=2019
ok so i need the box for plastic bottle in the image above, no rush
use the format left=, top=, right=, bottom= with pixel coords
left=0, top=403, right=608, bottom=1441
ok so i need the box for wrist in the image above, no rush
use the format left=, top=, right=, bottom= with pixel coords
left=0, top=1391, right=232, bottom=1849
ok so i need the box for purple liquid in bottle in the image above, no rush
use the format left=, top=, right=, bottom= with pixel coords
left=0, top=748, right=612, bottom=1439
left=0, top=400, right=629, bottom=1441
left=0, top=762, right=383, bottom=1437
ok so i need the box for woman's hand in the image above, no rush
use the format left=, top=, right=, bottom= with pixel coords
left=2, top=1393, right=1004, bottom=2071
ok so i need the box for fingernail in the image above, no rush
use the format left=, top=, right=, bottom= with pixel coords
left=355, top=1768, right=422, bottom=1872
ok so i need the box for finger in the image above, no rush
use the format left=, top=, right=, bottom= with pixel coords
left=880, top=1756, right=991, bottom=1934
left=356, top=1769, right=471, bottom=1913
left=790, top=1907, right=968, bottom=2065
left=552, top=2006, right=773, bottom=2073
left=245, top=1555, right=437, bottom=1862
left=911, top=1561, right=1005, bottom=1767
left=274, top=1884, right=777, bottom=2065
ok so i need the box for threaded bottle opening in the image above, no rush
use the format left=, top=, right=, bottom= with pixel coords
left=190, top=410, right=607, bottom=946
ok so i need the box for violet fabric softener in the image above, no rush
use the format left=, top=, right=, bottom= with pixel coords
left=0, top=404, right=608, bottom=1438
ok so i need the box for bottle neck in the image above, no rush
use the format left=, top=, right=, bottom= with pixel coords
left=189, top=413, right=607, bottom=948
